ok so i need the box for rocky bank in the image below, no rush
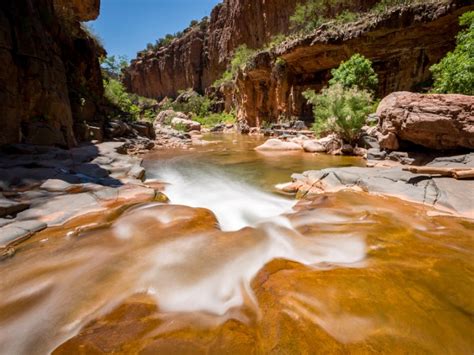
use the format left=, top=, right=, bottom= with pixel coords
left=0, top=142, right=166, bottom=259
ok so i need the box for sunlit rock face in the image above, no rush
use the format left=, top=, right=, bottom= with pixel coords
left=377, top=92, right=474, bottom=150
left=235, top=1, right=474, bottom=126
left=0, top=0, right=104, bottom=147
left=124, top=0, right=473, bottom=127
left=124, top=0, right=379, bottom=100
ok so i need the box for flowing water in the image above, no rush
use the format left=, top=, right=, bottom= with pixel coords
left=0, top=134, right=473, bottom=354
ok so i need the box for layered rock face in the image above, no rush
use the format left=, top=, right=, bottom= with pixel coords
left=124, top=0, right=473, bottom=128
left=0, top=0, right=104, bottom=148
left=236, top=0, right=474, bottom=126
left=377, top=92, right=474, bottom=150
left=124, top=0, right=380, bottom=100
left=124, top=0, right=301, bottom=99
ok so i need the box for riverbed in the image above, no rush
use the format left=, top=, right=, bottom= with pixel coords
left=0, top=134, right=473, bottom=354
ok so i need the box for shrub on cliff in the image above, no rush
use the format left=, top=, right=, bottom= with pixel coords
left=430, top=11, right=474, bottom=95
left=103, top=76, right=157, bottom=122
left=329, top=54, right=378, bottom=93
left=290, top=0, right=361, bottom=33
left=104, top=78, right=139, bottom=118
left=213, top=45, right=256, bottom=86
left=303, top=84, right=376, bottom=144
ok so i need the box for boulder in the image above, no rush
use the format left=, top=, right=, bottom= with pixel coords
left=255, top=139, right=303, bottom=151
left=130, top=121, right=156, bottom=139
left=292, top=121, right=307, bottom=130
left=367, top=148, right=387, bottom=160
left=171, top=117, right=201, bottom=132
left=377, top=92, right=474, bottom=150
left=155, top=110, right=188, bottom=127
left=303, top=140, right=326, bottom=153
left=0, top=194, right=30, bottom=218
left=316, top=135, right=342, bottom=155
left=0, top=220, right=47, bottom=248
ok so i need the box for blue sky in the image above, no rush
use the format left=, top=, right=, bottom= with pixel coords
left=89, top=0, right=221, bottom=60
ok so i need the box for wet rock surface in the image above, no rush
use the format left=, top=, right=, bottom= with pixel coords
left=33, top=194, right=472, bottom=354
left=0, top=141, right=161, bottom=252
left=289, top=153, right=474, bottom=218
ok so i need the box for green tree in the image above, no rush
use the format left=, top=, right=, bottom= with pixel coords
left=430, top=11, right=474, bottom=95
left=101, top=55, right=129, bottom=79
left=303, top=84, right=376, bottom=144
left=329, top=54, right=378, bottom=93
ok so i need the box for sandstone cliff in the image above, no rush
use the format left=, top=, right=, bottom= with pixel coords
left=125, top=0, right=473, bottom=128
left=124, top=0, right=381, bottom=99
left=0, top=0, right=104, bottom=147
left=235, top=0, right=474, bottom=126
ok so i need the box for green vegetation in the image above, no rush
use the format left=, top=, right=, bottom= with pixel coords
left=160, top=89, right=236, bottom=127
left=137, top=16, right=210, bottom=56
left=101, top=56, right=157, bottom=121
left=430, top=11, right=474, bottom=95
left=263, top=34, right=287, bottom=51
left=329, top=54, right=378, bottom=93
left=194, top=112, right=236, bottom=127
left=213, top=45, right=257, bottom=86
left=164, top=90, right=213, bottom=118
left=103, top=77, right=157, bottom=121
left=290, top=0, right=335, bottom=33
left=303, top=54, right=378, bottom=143
left=303, top=84, right=376, bottom=143
left=290, top=0, right=447, bottom=34
left=101, top=55, right=129, bottom=79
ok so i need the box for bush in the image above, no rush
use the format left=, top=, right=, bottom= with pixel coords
left=290, top=0, right=328, bottom=33
left=334, top=10, right=359, bottom=24
left=264, top=34, right=287, bottom=51
left=303, top=84, right=376, bottom=144
left=170, top=90, right=213, bottom=117
left=213, top=45, right=256, bottom=86
left=329, top=54, right=379, bottom=93
left=194, top=112, right=236, bottom=127
left=103, top=77, right=157, bottom=121
left=430, top=11, right=474, bottom=95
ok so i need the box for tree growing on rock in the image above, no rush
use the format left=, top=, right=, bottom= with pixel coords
left=430, top=11, right=474, bottom=95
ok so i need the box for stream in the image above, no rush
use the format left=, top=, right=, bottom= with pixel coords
left=0, top=134, right=473, bottom=354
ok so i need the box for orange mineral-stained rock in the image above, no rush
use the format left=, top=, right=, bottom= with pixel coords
left=49, top=193, right=474, bottom=354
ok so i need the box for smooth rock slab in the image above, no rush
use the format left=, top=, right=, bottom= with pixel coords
left=293, top=166, right=474, bottom=218
left=0, top=220, right=47, bottom=247
left=0, top=194, right=30, bottom=218
left=255, top=139, right=303, bottom=151
left=303, top=140, right=326, bottom=153
left=16, top=193, right=102, bottom=226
